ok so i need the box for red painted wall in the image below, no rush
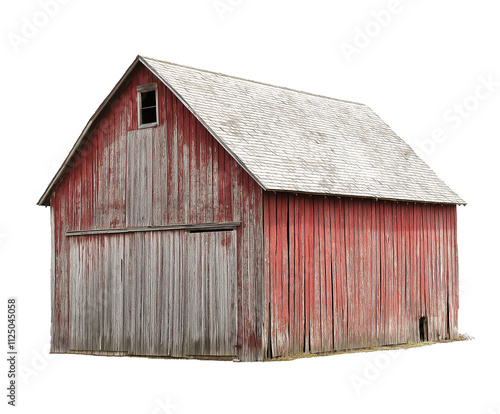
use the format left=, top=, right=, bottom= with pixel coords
left=263, top=192, right=459, bottom=357
left=50, top=63, right=264, bottom=361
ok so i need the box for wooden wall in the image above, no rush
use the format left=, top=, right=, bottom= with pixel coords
left=48, top=61, right=460, bottom=362
left=263, top=193, right=459, bottom=357
left=50, top=63, right=264, bottom=361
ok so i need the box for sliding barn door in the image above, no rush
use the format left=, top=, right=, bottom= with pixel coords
left=68, top=235, right=125, bottom=353
left=68, top=230, right=237, bottom=358
left=183, top=230, right=237, bottom=357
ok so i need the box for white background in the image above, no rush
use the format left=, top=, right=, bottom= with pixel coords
left=1, top=0, right=499, bottom=413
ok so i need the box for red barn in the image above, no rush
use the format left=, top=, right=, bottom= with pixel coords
left=38, top=56, right=465, bottom=361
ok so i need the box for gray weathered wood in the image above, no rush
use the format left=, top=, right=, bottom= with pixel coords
left=126, top=129, right=153, bottom=226
left=183, top=231, right=237, bottom=357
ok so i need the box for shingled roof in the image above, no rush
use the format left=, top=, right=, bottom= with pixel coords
left=38, top=55, right=465, bottom=206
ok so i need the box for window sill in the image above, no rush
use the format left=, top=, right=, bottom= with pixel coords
left=138, top=122, right=158, bottom=129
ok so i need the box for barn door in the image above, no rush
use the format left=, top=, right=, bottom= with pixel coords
left=183, top=230, right=237, bottom=357
left=68, top=235, right=124, bottom=353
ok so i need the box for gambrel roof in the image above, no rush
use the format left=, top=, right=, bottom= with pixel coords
left=38, top=55, right=465, bottom=206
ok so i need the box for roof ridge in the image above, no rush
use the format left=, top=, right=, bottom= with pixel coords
left=140, top=55, right=366, bottom=107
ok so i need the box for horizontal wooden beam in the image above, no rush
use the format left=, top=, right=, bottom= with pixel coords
left=66, top=222, right=241, bottom=237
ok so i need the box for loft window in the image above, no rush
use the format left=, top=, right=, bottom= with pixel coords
left=137, top=83, right=158, bottom=128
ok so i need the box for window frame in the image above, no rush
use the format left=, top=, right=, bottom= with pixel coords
left=137, top=83, right=159, bottom=129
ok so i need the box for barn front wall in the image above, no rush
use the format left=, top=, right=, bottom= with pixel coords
left=50, top=63, right=265, bottom=361
left=263, top=192, right=459, bottom=358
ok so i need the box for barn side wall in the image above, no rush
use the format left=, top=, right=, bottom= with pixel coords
left=50, top=63, right=264, bottom=361
left=263, top=192, right=459, bottom=357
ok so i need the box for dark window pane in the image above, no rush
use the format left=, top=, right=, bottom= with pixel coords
left=141, top=90, right=156, bottom=108
left=142, top=107, right=157, bottom=124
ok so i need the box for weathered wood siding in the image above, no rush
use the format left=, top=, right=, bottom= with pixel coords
left=50, top=63, right=264, bottom=361
left=263, top=193, right=459, bottom=357
left=48, top=60, right=460, bottom=362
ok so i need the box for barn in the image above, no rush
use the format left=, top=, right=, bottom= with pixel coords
left=38, top=55, right=465, bottom=362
